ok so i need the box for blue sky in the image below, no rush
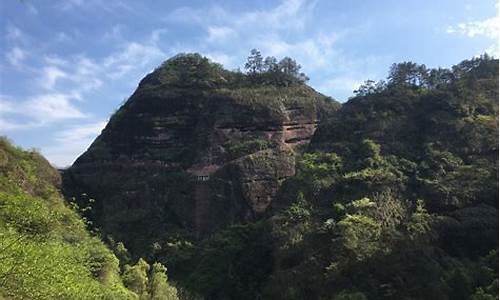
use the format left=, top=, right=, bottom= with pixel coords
left=0, top=0, right=498, bottom=167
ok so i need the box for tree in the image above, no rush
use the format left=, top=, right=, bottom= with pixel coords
left=406, top=200, right=431, bottom=241
left=426, top=68, right=453, bottom=89
left=148, top=263, right=179, bottom=300
left=278, top=57, right=300, bottom=77
left=263, top=56, right=278, bottom=73
left=123, top=258, right=150, bottom=299
left=278, top=57, right=309, bottom=84
left=387, top=62, right=428, bottom=87
left=244, top=49, right=264, bottom=75
left=353, top=80, right=386, bottom=96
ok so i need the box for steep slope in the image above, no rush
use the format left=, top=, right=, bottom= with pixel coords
left=311, top=56, right=498, bottom=211
left=264, top=55, right=499, bottom=299
left=0, top=138, right=134, bottom=299
left=63, top=53, right=339, bottom=254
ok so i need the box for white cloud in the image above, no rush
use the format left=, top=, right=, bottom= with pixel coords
left=55, top=32, right=71, bottom=43
left=161, top=0, right=380, bottom=100
left=206, top=26, right=237, bottom=43
left=446, top=16, right=499, bottom=39
left=103, top=42, right=165, bottom=79
left=6, top=47, right=27, bottom=67
left=56, top=0, right=131, bottom=13
left=318, top=77, right=364, bottom=96
left=54, top=121, right=107, bottom=144
left=5, top=24, right=26, bottom=42
left=205, top=52, right=237, bottom=68
left=446, top=11, right=499, bottom=56
left=165, top=6, right=205, bottom=24
left=104, top=43, right=164, bottom=69
left=40, top=66, right=68, bottom=90
left=58, top=0, right=84, bottom=10
left=71, top=57, right=103, bottom=91
left=43, top=121, right=107, bottom=167
left=103, top=24, right=124, bottom=41
left=168, top=0, right=315, bottom=34
left=484, top=43, right=499, bottom=57
left=0, top=99, right=15, bottom=114
left=0, top=93, right=87, bottom=131
left=43, top=55, right=69, bottom=67
left=26, top=94, right=87, bottom=121
left=238, top=0, right=315, bottom=31
left=150, top=28, right=169, bottom=45
left=165, top=0, right=335, bottom=72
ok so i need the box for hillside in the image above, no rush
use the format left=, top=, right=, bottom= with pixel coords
left=0, top=138, right=179, bottom=299
left=268, top=55, right=499, bottom=299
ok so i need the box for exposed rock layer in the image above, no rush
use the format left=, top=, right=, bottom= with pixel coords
left=63, top=59, right=339, bottom=251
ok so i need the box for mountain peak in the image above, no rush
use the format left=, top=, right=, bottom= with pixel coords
left=64, top=55, right=339, bottom=252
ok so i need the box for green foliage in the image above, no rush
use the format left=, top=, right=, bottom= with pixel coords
left=244, top=49, right=309, bottom=86
left=295, top=152, right=342, bottom=194
left=226, top=138, right=274, bottom=159
left=123, top=258, right=150, bottom=298
left=336, top=212, right=382, bottom=261
left=273, top=192, right=312, bottom=250
left=0, top=138, right=135, bottom=299
left=406, top=200, right=431, bottom=241
left=153, top=53, right=229, bottom=89
left=149, top=263, right=179, bottom=300
left=123, top=259, right=180, bottom=300
left=268, top=55, right=498, bottom=299
left=185, top=222, right=273, bottom=300
left=333, top=291, right=368, bottom=300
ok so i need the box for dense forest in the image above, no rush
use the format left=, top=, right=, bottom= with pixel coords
left=0, top=52, right=498, bottom=299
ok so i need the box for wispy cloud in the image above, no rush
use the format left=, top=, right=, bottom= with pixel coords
left=129, top=0, right=379, bottom=98
left=162, top=0, right=381, bottom=99
left=317, top=77, right=364, bottom=98
left=0, top=93, right=87, bottom=129
left=40, top=66, right=68, bottom=90
left=25, top=3, right=39, bottom=15
left=2, top=20, right=167, bottom=131
left=55, top=0, right=131, bottom=13
left=42, top=121, right=107, bottom=167
left=5, top=47, right=27, bottom=67
left=206, top=26, right=237, bottom=43
left=446, top=10, right=499, bottom=57
left=5, top=24, right=28, bottom=44
left=446, top=16, right=499, bottom=39
left=103, top=42, right=165, bottom=75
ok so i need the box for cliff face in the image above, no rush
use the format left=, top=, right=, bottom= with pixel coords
left=63, top=54, right=339, bottom=251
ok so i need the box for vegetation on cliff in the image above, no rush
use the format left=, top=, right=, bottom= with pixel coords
left=63, top=51, right=338, bottom=261
left=267, top=54, right=498, bottom=299
left=0, top=138, right=179, bottom=300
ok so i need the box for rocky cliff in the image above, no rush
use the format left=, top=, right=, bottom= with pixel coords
left=63, top=54, right=339, bottom=252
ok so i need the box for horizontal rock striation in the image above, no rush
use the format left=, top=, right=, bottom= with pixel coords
left=63, top=54, right=339, bottom=252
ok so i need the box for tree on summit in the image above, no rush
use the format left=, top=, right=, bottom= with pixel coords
left=245, top=49, right=264, bottom=75
left=244, top=49, right=309, bottom=86
left=387, top=61, right=428, bottom=87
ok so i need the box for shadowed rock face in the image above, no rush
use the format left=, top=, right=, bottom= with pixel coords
left=63, top=54, right=339, bottom=253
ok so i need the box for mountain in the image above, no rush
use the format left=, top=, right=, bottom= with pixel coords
left=55, top=53, right=498, bottom=300
left=63, top=54, right=339, bottom=255
left=266, top=55, right=499, bottom=299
